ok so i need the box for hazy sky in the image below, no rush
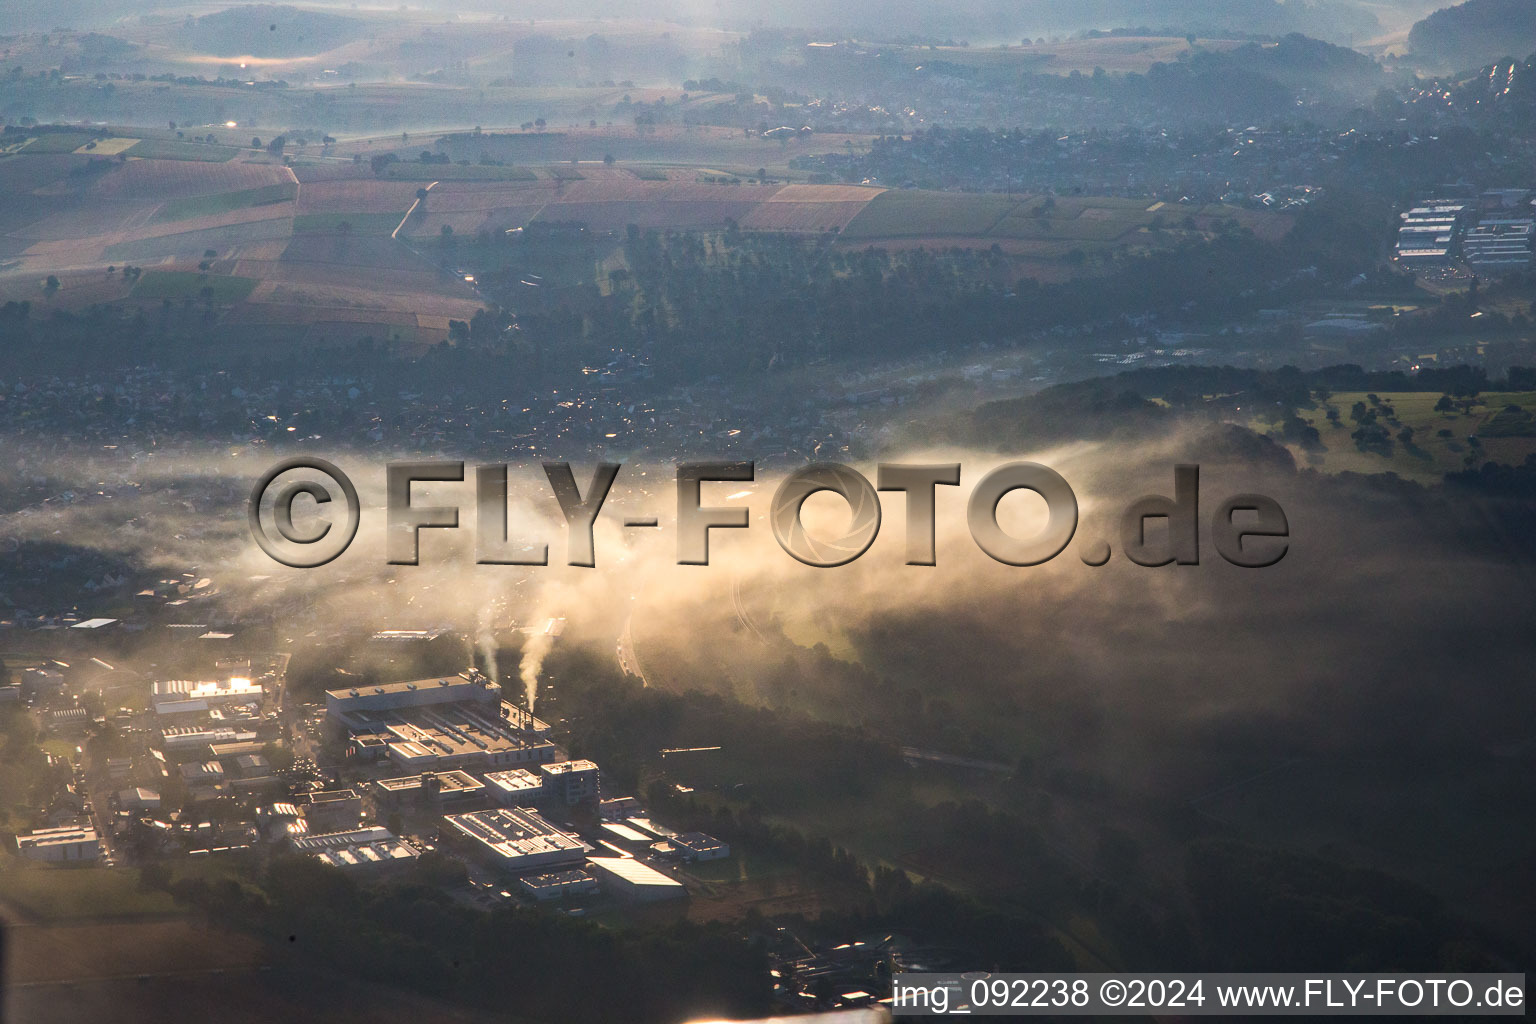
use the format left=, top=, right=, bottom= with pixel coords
left=18, top=0, right=1439, bottom=46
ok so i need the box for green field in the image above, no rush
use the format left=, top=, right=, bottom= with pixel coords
left=20, top=132, right=101, bottom=154
left=0, top=862, right=182, bottom=921
left=131, top=271, right=259, bottom=303
left=150, top=182, right=297, bottom=223
left=293, top=211, right=404, bottom=234
left=124, top=139, right=239, bottom=162
left=381, top=163, right=536, bottom=181
left=841, top=189, right=1019, bottom=239
left=840, top=190, right=1235, bottom=255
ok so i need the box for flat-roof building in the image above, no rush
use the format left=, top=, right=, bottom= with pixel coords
left=304, top=789, right=364, bottom=832
left=292, top=827, right=419, bottom=872
left=16, top=823, right=100, bottom=862
left=540, top=759, right=600, bottom=806
left=671, top=832, right=730, bottom=861
left=327, top=671, right=557, bottom=774
left=161, top=725, right=259, bottom=756
left=152, top=677, right=263, bottom=716
left=1463, top=217, right=1534, bottom=273
left=484, top=767, right=544, bottom=806
left=442, top=807, right=587, bottom=874
left=372, top=769, right=486, bottom=810
left=587, top=856, right=686, bottom=901
left=518, top=868, right=600, bottom=901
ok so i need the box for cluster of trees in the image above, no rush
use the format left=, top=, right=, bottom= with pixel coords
left=969, top=363, right=1512, bottom=452
left=160, top=855, right=770, bottom=1023
left=476, top=206, right=1360, bottom=381
left=1187, top=839, right=1494, bottom=970
left=650, top=781, right=1080, bottom=971
left=550, top=645, right=908, bottom=809
left=0, top=704, right=64, bottom=832
left=1408, top=0, right=1536, bottom=72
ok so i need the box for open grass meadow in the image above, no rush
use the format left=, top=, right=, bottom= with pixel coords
left=0, top=861, right=181, bottom=921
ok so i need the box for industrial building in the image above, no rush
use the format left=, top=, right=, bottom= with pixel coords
left=586, top=857, right=687, bottom=901
left=539, top=759, right=600, bottom=806
left=160, top=725, right=259, bottom=756
left=292, top=826, right=420, bottom=872
left=152, top=677, right=264, bottom=716
left=15, top=823, right=101, bottom=862
left=1394, top=199, right=1468, bottom=267
left=1462, top=217, right=1534, bottom=273
left=442, top=807, right=587, bottom=874
left=304, top=789, right=364, bottom=832
left=484, top=767, right=544, bottom=806
left=326, top=671, right=557, bottom=773
left=372, top=769, right=487, bottom=811
left=671, top=832, right=730, bottom=862
left=518, top=868, right=600, bottom=901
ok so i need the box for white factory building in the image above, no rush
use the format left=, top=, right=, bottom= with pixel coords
left=442, top=807, right=588, bottom=873
left=15, top=823, right=102, bottom=862
left=586, top=857, right=686, bottom=901
left=152, top=677, right=264, bottom=716
left=292, top=827, right=420, bottom=872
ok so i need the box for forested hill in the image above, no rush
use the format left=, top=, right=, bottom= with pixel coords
left=1409, top=0, right=1536, bottom=70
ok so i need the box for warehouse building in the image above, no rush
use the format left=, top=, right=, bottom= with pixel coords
left=1463, top=217, right=1534, bottom=273
left=442, top=807, right=587, bottom=874
left=152, top=677, right=264, bottom=716
left=292, top=826, right=419, bottom=873
left=326, top=671, right=557, bottom=773
left=518, top=868, right=600, bottom=901
left=587, top=857, right=687, bottom=902
left=15, top=823, right=101, bottom=862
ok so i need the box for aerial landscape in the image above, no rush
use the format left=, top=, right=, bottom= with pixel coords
left=1, top=0, right=1535, bottom=1021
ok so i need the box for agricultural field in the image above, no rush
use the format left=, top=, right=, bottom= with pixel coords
left=131, top=270, right=260, bottom=303
left=0, top=139, right=1288, bottom=337
left=916, top=36, right=1249, bottom=76
left=414, top=124, right=879, bottom=177
left=150, top=182, right=297, bottom=223
left=292, top=212, right=404, bottom=235
left=381, top=163, right=539, bottom=182
left=123, top=139, right=240, bottom=162
left=294, top=179, right=423, bottom=214
left=737, top=183, right=883, bottom=232
left=18, top=132, right=103, bottom=154
left=76, top=137, right=141, bottom=156
left=840, top=189, right=1289, bottom=269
